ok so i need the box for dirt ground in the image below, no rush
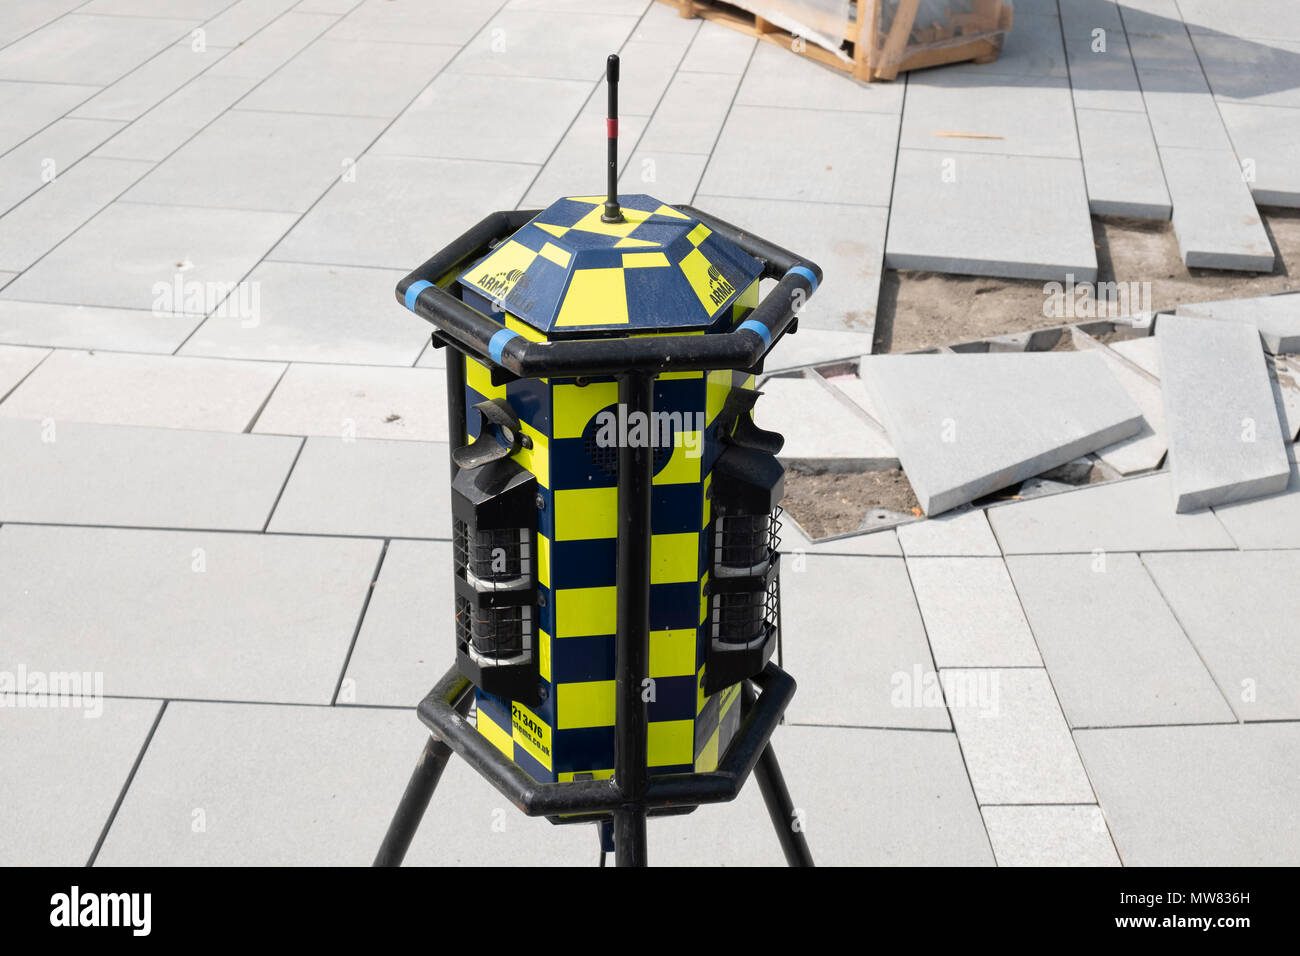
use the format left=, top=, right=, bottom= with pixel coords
left=782, top=468, right=920, bottom=539
left=873, top=208, right=1300, bottom=353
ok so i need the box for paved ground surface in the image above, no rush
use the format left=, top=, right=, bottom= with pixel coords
left=1, top=0, right=1298, bottom=866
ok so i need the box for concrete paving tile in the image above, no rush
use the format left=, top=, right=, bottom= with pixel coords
left=630, top=0, right=699, bottom=45
left=825, top=372, right=883, bottom=423
left=0, top=524, right=380, bottom=704
left=0, top=301, right=201, bottom=353
left=1268, top=356, right=1300, bottom=441
left=1175, top=293, right=1300, bottom=355
left=1119, top=4, right=1201, bottom=80
left=1078, top=333, right=1167, bottom=473
left=181, top=261, right=426, bottom=365
left=80, top=0, right=231, bottom=15
left=762, top=326, right=875, bottom=371
left=1142, top=549, right=1300, bottom=721
left=1159, top=313, right=1290, bottom=511
left=1060, top=10, right=1146, bottom=113
left=0, top=157, right=152, bottom=273
left=342, top=539, right=451, bottom=706
left=902, top=73, right=1079, bottom=159
left=447, top=9, right=639, bottom=80
left=652, top=725, right=993, bottom=866
left=1176, top=0, right=1300, bottom=41
left=907, top=557, right=1042, bottom=668
left=254, top=362, right=447, bottom=442
left=1212, top=462, right=1300, bottom=548
left=637, top=70, right=740, bottom=156
left=327, top=0, right=498, bottom=45
left=736, top=41, right=902, bottom=114
left=782, top=555, right=949, bottom=730
left=605, top=39, right=686, bottom=116
left=206, top=12, right=337, bottom=79
left=1075, top=108, right=1171, bottom=219
left=0, top=0, right=86, bottom=50
left=0, top=697, right=162, bottom=866
left=1007, top=552, right=1234, bottom=728
left=694, top=195, right=886, bottom=335
left=0, top=349, right=285, bottom=432
left=860, top=352, right=1142, bottom=515
left=95, top=701, right=594, bottom=866
left=946, top=13, right=1068, bottom=79
left=885, top=150, right=1097, bottom=281
left=69, top=39, right=230, bottom=122
left=1140, top=68, right=1234, bottom=151
left=0, top=419, right=300, bottom=530
left=1191, top=34, right=1300, bottom=109
left=0, top=14, right=198, bottom=86
left=0, top=272, right=15, bottom=290
left=1217, top=103, right=1300, bottom=207
left=269, top=155, right=536, bottom=270
left=523, top=109, right=650, bottom=206
left=1159, top=146, right=1275, bottom=272
left=755, top=375, right=896, bottom=469
left=945, top=667, right=1094, bottom=804
left=199, top=0, right=299, bottom=47
left=897, top=508, right=1001, bottom=557
left=416, top=340, right=446, bottom=369
left=1108, top=334, right=1159, bottom=376
left=0, top=118, right=125, bottom=216
left=1075, top=723, right=1300, bottom=865
left=3, top=202, right=296, bottom=312
left=93, top=73, right=260, bottom=162
left=124, top=110, right=385, bottom=213
left=0, top=79, right=99, bottom=155
left=267, top=436, right=451, bottom=538
left=0, top=344, right=50, bottom=399
left=700, top=105, right=899, bottom=205
left=678, top=18, right=755, bottom=74
left=239, top=38, right=454, bottom=118
left=779, top=521, right=901, bottom=556
left=981, top=805, right=1120, bottom=867
left=618, top=149, right=707, bottom=204
left=987, top=472, right=1236, bottom=552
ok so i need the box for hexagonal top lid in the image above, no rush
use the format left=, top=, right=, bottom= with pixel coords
left=455, top=194, right=764, bottom=339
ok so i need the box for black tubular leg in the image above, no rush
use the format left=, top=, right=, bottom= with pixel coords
left=753, top=741, right=814, bottom=867
left=613, top=372, right=654, bottom=867
left=373, top=734, right=457, bottom=867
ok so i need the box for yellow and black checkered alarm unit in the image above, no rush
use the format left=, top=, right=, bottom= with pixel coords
left=448, top=191, right=787, bottom=783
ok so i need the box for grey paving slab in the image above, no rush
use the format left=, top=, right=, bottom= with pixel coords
left=1212, top=461, right=1300, bottom=548
left=944, top=667, right=1094, bottom=805
left=629, top=0, right=700, bottom=46
left=446, top=9, right=639, bottom=80
left=0, top=525, right=380, bottom=704
left=269, top=155, right=536, bottom=270
left=96, top=701, right=595, bottom=866
left=327, top=0, right=499, bottom=45
left=885, top=150, right=1097, bottom=281
left=1218, top=103, right=1300, bottom=207
left=736, top=41, right=903, bottom=114
left=1075, top=723, right=1300, bottom=865
left=268, top=436, right=451, bottom=538
left=779, top=521, right=901, bottom=556
left=1075, top=108, right=1171, bottom=219
left=523, top=109, right=650, bottom=207
left=124, top=110, right=385, bottom=213
left=618, top=149, right=708, bottom=204
left=754, top=375, right=896, bottom=469
left=677, top=18, right=755, bottom=74
left=0, top=419, right=300, bottom=530
left=947, top=12, right=1068, bottom=79
left=901, top=73, right=1079, bottom=159
left=0, top=0, right=85, bottom=50
left=782, top=555, right=949, bottom=730
left=1143, top=550, right=1300, bottom=722
left=695, top=195, right=886, bottom=335
left=1159, top=146, right=1275, bottom=272
left=0, top=301, right=201, bottom=354
left=0, top=118, right=125, bottom=216
left=762, top=326, right=874, bottom=371
left=373, top=72, right=591, bottom=164
left=69, top=39, right=230, bottom=122
left=699, top=105, right=899, bottom=206
left=342, top=539, right=451, bottom=707
left=825, top=373, right=883, bottom=423
left=1191, top=34, right=1300, bottom=109
left=0, top=79, right=99, bottom=155
left=907, top=557, right=1042, bottom=668
left=0, top=272, right=15, bottom=290
left=206, top=12, right=337, bottom=80
left=981, top=805, right=1120, bottom=867
left=859, top=352, right=1142, bottom=515
left=0, top=157, right=152, bottom=273
left=0, top=349, right=285, bottom=432
left=596, top=39, right=680, bottom=116
left=636, top=69, right=740, bottom=156
left=1108, top=334, right=1160, bottom=376
left=93, top=73, right=260, bottom=163
left=1158, top=313, right=1290, bottom=511
left=1176, top=0, right=1300, bottom=41
left=0, top=14, right=197, bottom=86
left=987, top=472, right=1236, bottom=552
left=1077, top=332, right=1167, bottom=473
left=239, top=38, right=454, bottom=118
left=1118, top=4, right=1201, bottom=80
left=3, top=202, right=296, bottom=312
left=1139, top=68, right=1234, bottom=151
left=897, top=508, right=1001, bottom=557
left=416, top=340, right=446, bottom=370
left=1006, top=552, right=1234, bottom=728
left=0, top=697, right=162, bottom=866
left=181, top=261, right=426, bottom=365
left=652, top=725, right=994, bottom=866
left=1060, top=7, right=1147, bottom=113
left=254, top=363, right=447, bottom=442
left=81, top=0, right=230, bottom=15
left=1175, top=293, right=1300, bottom=355
left=200, top=0, right=299, bottom=47
left=0, top=344, right=49, bottom=399
left=1269, top=356, right=1300, bottom=440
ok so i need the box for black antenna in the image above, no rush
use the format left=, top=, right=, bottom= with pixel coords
left=602, top=53, right=624, bottom=224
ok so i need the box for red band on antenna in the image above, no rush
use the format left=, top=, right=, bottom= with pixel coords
left=607, top=118, right=618, bottom=138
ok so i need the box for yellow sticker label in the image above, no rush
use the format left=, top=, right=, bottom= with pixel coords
left=511, top=701, right=553, bottom=770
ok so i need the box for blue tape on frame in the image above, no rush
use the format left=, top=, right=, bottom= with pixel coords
left=488, top=328, right=521, bottom=364
left=737, top=319, right=770, bottom=349
left=404, top=280, right=433, bottom=311
left=785, top=265, right=819, bottom=293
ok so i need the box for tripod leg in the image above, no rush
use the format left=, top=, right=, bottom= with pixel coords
left=753, top=742, right=814, bottom=867
left=373, top=734, right=456, bottom=867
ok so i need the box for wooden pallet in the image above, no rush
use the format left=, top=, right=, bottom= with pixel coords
left=664, top=0, right=1013, bottom=82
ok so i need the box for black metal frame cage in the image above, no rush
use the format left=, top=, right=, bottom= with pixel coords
left=374, top=202, right=822, bottom=868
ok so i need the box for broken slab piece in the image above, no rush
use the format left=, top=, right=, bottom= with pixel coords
left=1157, top=314, right=1290, bottom=512
left=754, top=374, right=897, bottom=472
left=1175, top=293, right=1300, bottom=355
left=859, top=352, right=1144, bottom=515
